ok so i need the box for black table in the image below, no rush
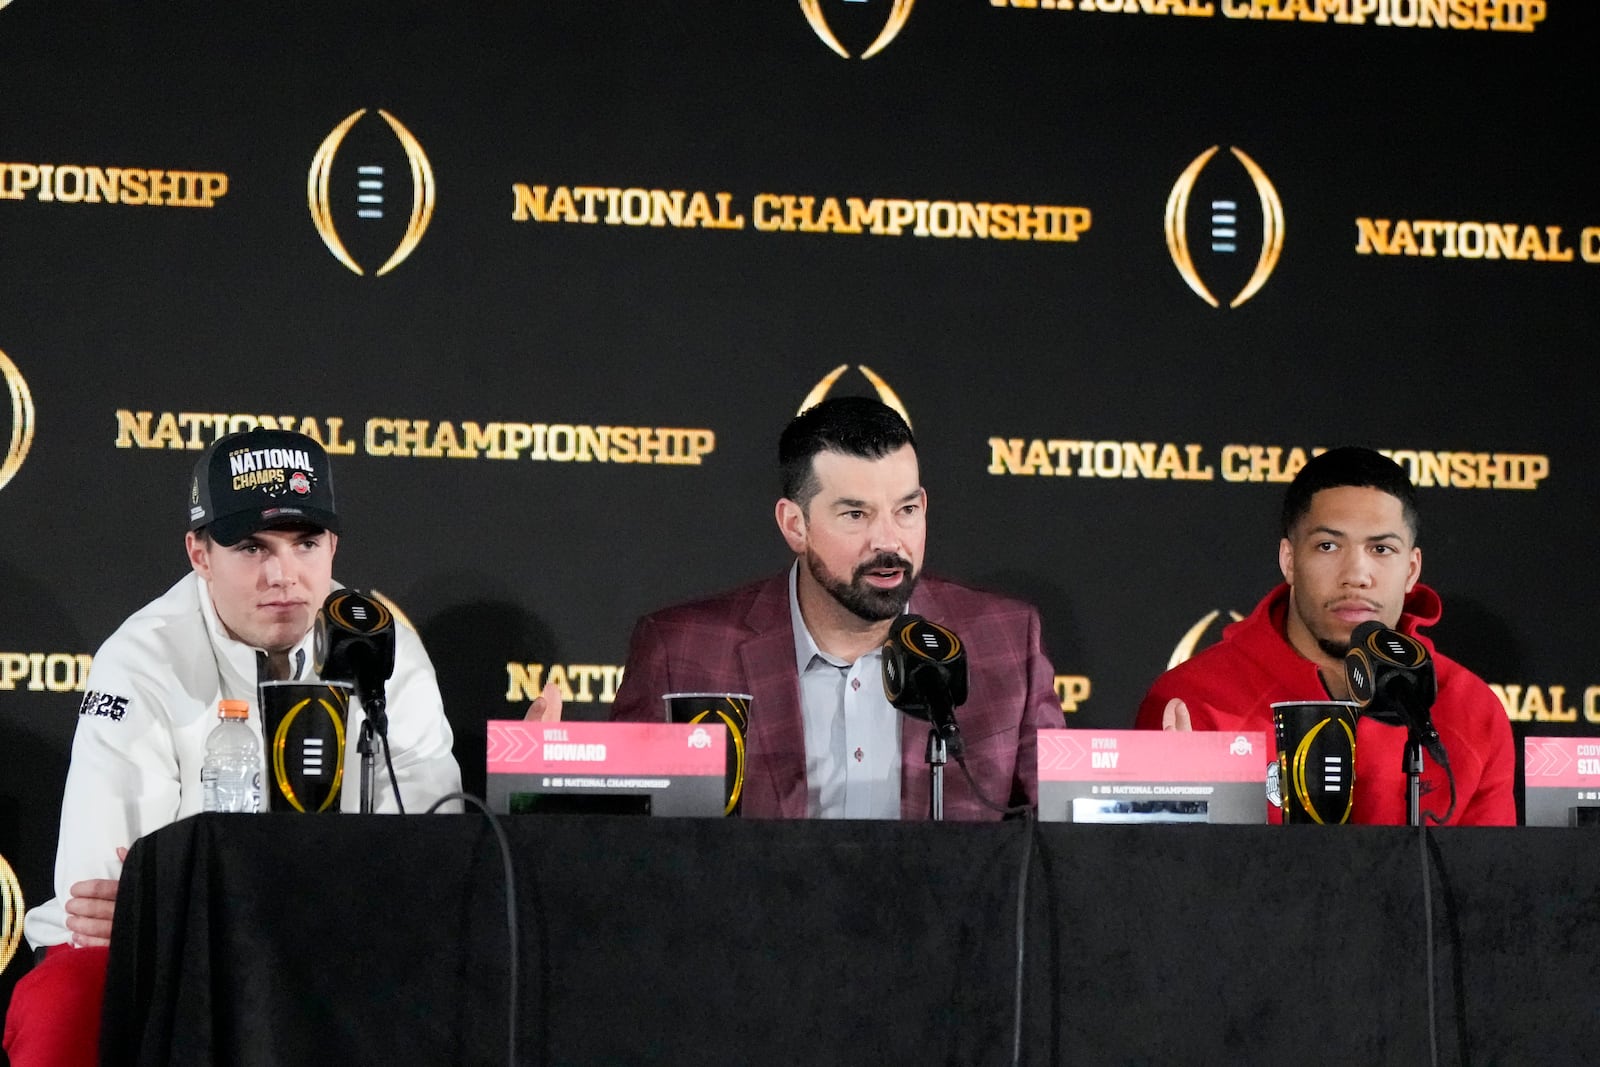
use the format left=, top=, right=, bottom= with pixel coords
left=102, top=814, right=1600, bottom=1065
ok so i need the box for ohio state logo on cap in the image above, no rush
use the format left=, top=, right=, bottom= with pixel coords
left=188, top=428, right=339, bottom=546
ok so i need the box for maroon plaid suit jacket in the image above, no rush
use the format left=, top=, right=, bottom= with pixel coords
left=610, top=571, right=1064, bottom=819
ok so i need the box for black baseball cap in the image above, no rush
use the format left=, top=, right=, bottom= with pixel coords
left=188, top=428, right=339, bottom=546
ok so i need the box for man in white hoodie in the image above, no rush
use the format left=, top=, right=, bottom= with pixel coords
left=4, top=427, right=463, bottom=1066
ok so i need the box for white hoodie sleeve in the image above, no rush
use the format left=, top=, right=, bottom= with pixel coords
left=23, top=628, right=187, bottom=950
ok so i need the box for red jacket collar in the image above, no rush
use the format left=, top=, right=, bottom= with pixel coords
left=1236, top=581, right=1445, bottom=659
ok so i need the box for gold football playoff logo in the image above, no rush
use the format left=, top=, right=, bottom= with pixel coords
left=1168, top=608, right=1244, bottom=669
left=1165, top=146, right=1284, bottom=309
left=308, top=109, right=436, bottom=276
left=799, top=364, right=912, bottom=426
left=0, top=347, right=36, bottom=495
left=1, top=850, right=23, bottom=977
left=800, top=0, right=915, bottom=60
left=270, top=688, right=350, bottom=813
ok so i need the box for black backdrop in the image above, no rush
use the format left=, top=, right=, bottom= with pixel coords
left=1, top=0, right=1595, bottom=1016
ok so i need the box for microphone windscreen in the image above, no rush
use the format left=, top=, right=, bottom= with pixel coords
left=1349, top=620, right=1386, bottom=648
left=882, top=616, right=967, bottom=717
left=314, top=590, right=396, bottom=685
left=1344, top=621, right=1435, bottom=731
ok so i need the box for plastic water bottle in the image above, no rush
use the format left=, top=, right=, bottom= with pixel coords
left=201, top=699, right=263, bottom=813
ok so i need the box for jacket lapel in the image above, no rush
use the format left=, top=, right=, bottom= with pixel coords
left=736, top=575, right=810, bottom=818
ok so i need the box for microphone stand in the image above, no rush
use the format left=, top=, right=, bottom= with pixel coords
left=1403, top=706, right=1442, bottom=828
left=925, top=729, right=947, bottom=821
left=1404, top=735, right=1424, bottom=828
left=358, top=719, right=377, bottom=814
left=358, top=691, right=387, bottom=815
left=923, top=690, right=962, bottom=822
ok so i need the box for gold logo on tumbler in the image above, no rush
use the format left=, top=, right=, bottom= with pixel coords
left=0, top=348, right=36, bottom=495
left=686, top=698, right=749, bottom=817
left=271, top=691, right=349, bottom=813
left=799, top=364, right=911, bottom=427
left=800, top=0, right=915, bottom=60
left=308, top=109, right=436, bottom=276
left=1287, top=715, right=1355, bottom=825
left=1165, top=146, right=1284, bottom=308
left=0, top=851, right=23, bottom=977
left=1167, top=608, right=1244, bottom=669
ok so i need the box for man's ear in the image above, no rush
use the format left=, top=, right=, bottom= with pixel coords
left=185, top=531, right=212, bottom=580
left=775, top=497, right=808, bottom=555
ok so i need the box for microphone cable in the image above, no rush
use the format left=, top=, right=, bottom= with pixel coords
left=941, top=752, right=1038, bottom=1062
left=377, top=726, right=405, bottom=814
left=933, top=742, right=1038, bottom=1059
left=1009, top=808, right=1038, bottom=1067
left=1419, top=818, right=1439, bottom=1067
left=1417, top=745, right=1457, bottom=1067
left=1425, top=747, right=1457, bottom=826
left=952, top=753, right=1034, bottom=819
left=426, top=792, right=519, bottom=1067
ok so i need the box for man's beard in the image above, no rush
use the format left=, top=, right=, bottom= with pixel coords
left=1295, top=595, right=1376, bottom=663
left=806, top=549, right=918, bottom=622
left=1315, top=636, right=1351, bottom=662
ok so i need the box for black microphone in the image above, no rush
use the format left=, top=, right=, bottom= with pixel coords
left=881, top=615, right=969, bottom=758
left=1344, top=619, right=1445, bottom=764
left=314, top=589, right=396, bottom=737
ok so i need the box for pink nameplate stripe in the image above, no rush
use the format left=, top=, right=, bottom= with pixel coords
left=1037, top=729, right=1267, bottom=783
left=487, top=721, right=726, bottom=775
left=1524, top=737, right=1600, bottom=788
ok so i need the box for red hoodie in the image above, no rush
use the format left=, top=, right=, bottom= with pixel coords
left=1135, top=582, right=1515, bottom=825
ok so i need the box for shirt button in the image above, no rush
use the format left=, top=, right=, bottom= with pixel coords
left=851, top=677, right=861, bottom=691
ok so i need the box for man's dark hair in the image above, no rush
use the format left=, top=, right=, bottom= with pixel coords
left=779, top=396, right=916, bottom=509
left=1280, top=447, right=1420, bottom=542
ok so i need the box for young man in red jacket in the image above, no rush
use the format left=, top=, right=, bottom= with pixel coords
left=1135, top=446, right=1515, bottom=825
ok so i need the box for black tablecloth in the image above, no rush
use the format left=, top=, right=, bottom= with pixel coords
left=101, top=815, right=1600, bottom=1065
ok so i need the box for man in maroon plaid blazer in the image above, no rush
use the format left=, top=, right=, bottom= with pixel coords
left=610, top=397, right=1063, bottom=819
